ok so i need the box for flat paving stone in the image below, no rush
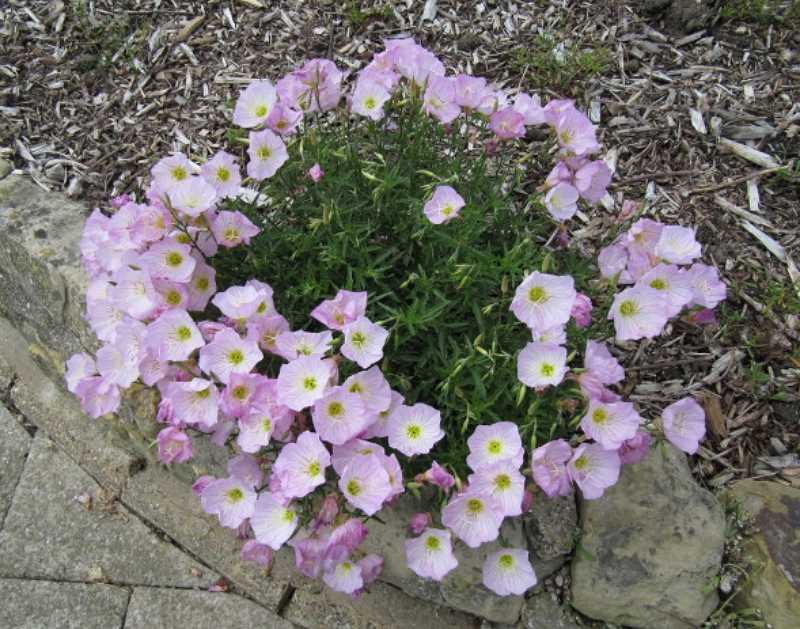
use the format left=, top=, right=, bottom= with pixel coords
left=0, top=578, right=128, bottom=629
left=0, top=404, right=31, bottom=526
left=124, top=587, right=294, bottom=629
left=0, top=433, right=216, bottom=588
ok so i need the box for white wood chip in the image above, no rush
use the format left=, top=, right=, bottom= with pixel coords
left=689, top=108, right=707, bottom=134
left=421, top=0, right=438, bottom=21
left=719, top=138, right=780, bottom=169
left=714, top=195, right=772, bottom=227
left=746, top=179, right=761, bottom=214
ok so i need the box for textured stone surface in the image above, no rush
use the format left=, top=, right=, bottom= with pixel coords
left=518, top=593, right=581, bottom=629
left=523, top=491, right=577, bottom=578
left=0, top=159, right=12, bottom=179
left=124, top=587, right=293, bottom=629
left=729, top=480, right=800, bottom=629
left=571, top=444, right=725, bottom=628
left=0, top=433, right=215, bottom=588
left=638, top=0, right=718, bottom=31
left=0, top=404, right=31, bottom=524
left=0, top=578, right=128, bottom=629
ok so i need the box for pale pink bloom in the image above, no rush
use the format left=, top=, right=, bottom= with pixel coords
left=323, top=560, right=364, bottom=595
left=517, top=341, right=568, bottom=389
left=339, top=455, right=393, bottom=516
left=351, top=78, right=391, bottom=121
left=112, top=267, right=160, bottom=320
left=513, top=92, right=546, bottom=125
left=272, top=431, right=330, bottom=499
left=490, top=107, right=526, bottom=140
left=655, top=225, right=701, bottom=265
left=150, top=153, right=199, bottom=191
left=221, top=372, right=269, bottom=418
left=138, top=347, right=169, bottom=387
left=598, top=243, right=629, bottom=280
left=311, top=290, right=368, bottom=331
left=165, top=378, right=219, bottom=430
left=408, top=513, right=433, bottom=535
left=276, top=73, right=309, bottom=111
left=381, top=452, right=405, bottom=499
left=356, top=554, right=384, bottom=593
left=618, top=429, right=652, bottom=464
left=342, top=366, right=391, bottom=414
left=544, top=182, right=580, bottom=221
left=141, top=239, right=196, bottom=283
left=212, top=285, right=263, bottom=321
left=276, top=330, right=333, bottom=361
left=581, top=399, right=642, bottom=451
left=86, top=278, right=125, bottom=342
left=405, top=528, right=458, bottom=581
left=331, top=439, right=385, bottom=475
left=233, top=80, right=277, bottom=128
left=313, top=495, right=340, bottom=529
left=312, top=387, right=369, bottom=446
left=197, top=320, right=229, bottom=342
left=198, top=327, right=263, bottom=385
left=477, top=88, right=509, bottom=116
left=341, top=316, right=388, bottom=368
left=531, top=439, right=573, bottom=497
left=637, top=264, right=693, bottom=317
left=570, top=293, right=593, bottom=328
left=482, top=548, right=537, bottom=596
left=609, top=286, right=670, bottom=341
left=211, top=419, right=235, bottom=447
left=423, top=185, right=465, bottom=225
left=359, top=65, right=399, bottom=91
left=96, top=342, right=139, bottom=388
left=441, top=490, right=504, bottom=548
left=74, top=376, right=121, bottom=418
left=468, top=460, right=525, bottom=517
left=247, top=314, right=291, bottom=354
left=251, top=492, right=298, bottom=550
left=567, top=443, right=621, bottom=499
left=662, top=397, right=706, bottom=454
left=552, top=106, right=600, bottom=156
left=531, top=325, right=567, bottom=345
left=626, top=218, right=664, bottom=256
left=157, top=426, right=193, bottom=464
left=686, top=263, right=727, bottom=308
left=360, top=389, right=404, bottom=439
left=168, top=176, right=217, bottom=217
left=266, top=102, right=303, bottom=136
left=418, top=460, right=455, bottom=490
left=466, top=422, right=524, bottom=471
left=308, top=163, right=324, bottom=182
left=574, top=160, right=612, bottom=204
left=192, top=475, right=214, bottom=497
left=454, top=74, right=489, bottom=110
left=544, top=161, right=573, bottom=189
left=247, top=129, right=289, bottom=181
left=276, top=356, right=333, bottom=411
left=144, top=309, right=204, bottom=362
left=211, top=211, right=260, bottom=248
left=237, top=399, right=290, bottom=453
left=154, top=280, right=190, bottom=312
left=423, top=75, right=460, bottom=124
left=387, top=403, right=444, bottom=456
left=200, top=151, right=241, bottom=198
left=200, top=477, right=256, bottom=529
left=187, top=259, right=217, bottom=311
left=129, top=203, right=170, bottom=246
left=584, top=340, right=625, bottom=385
left=389, top=39, right=445, bottom=86
left=511, top=272, right=576, bottom=333
left=65, top=353, right=97, bottom=393
left=240, top=540, right=274, bottom=568
left=295, top=59, right=343, bottom=112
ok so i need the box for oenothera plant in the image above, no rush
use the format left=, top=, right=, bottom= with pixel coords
left=66, top=39, right=726, bottom=598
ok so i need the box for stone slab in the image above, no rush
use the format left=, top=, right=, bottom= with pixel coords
left=124, top=587, right=294, bottom=629
left=518, top=593, right=581, bottom=629
left=0, top=404, right=31, bottom=525
left=0, top=433, right=215, bottom=588
left=0, top=578, right=128, bottom=629
left=122, top=463, right=292, bottom=611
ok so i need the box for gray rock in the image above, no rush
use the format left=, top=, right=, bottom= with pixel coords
left=0, top=578, right=128, bottom=629
left=729, top=480, right=800, bottom=629
left=124, top=587, right=293, bottom=629
left=519, top=593, right=581, bottom=629
left=0, top=403, right=31, bottom=523
left=0, top=433, right=215, bottom=588
left=571, top=444, right=725, bottom=628
left=0, top=159, right=11, bottom=180
left=637, top=0, right=719, bottom=31
left=523, top=491, right=577, bottom=578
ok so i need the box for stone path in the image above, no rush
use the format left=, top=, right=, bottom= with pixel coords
left=0, top=402, right=293, bottom=629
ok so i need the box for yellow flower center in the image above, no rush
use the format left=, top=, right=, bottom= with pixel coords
left=364, top=96, right=377, bottom=110
left=494, top=473, right=511, bottom=490
left=307, top=460, right=321, bottom=477
left=592, top=407, right=608, bottom=425
left=346, top=479, right=361, bottom=496
left=256, top=302, right=267, bottom=314
left=328, top=401, right=344, bottom=417
left=171, top=166, right=187, bottom=181
left=176, top=326, right=192, bottom=341
left=226, top=488, right=244, bottom=502
left=466, top=498, right=484, bottom=516
left=256, top=146, right=272, bottom=160
left=573, top=455, right=588, bottom=471
left=351, top=331, right=367, bottom=348
left=528, top=286, right=547, bottom=303
left=650, top=278, right=667, bottom=290
left=176, top=233, right=192, bottom=245
left=196, top=276, right=210, bottom=291
left=540, top=363, right=555, bottom=377
left=282, top=509, right=295, bottom=523
left=223, top=227, right=241, bottom=242
left=166, top=251, right=184, bottom=267
left=228, top=349, right=244, bottom=365
left=254, top=104, right=268, bottom=118
left=487, top=439, right=502, bottom=455
left=619, top=300, right=637, bottom=317
left=166, top=290, right=182, bottom=306
left=498, top=554, right=514, bottom=569
left=216, top=166, right=230, bottom=182
left=303, top=377, right=317, bottom=391
left=425, top=535, right=441, bottom=551
left=232, top=385, right=249, bottom=400
left=442, top=205, right=454, bottom=217
left=348, top=382, right=363, bottom=394
left=195, top=387, right=211, bottom=400
left=406, top=424, right=422, bottom=440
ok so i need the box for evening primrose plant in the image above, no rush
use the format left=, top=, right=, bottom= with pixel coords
left=65, top=39, right=726, bottom=598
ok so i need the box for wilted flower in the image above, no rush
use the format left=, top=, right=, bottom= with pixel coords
left=308, top=163, right=324, bottom=182
left=618, top=429, right=652, bottom=464
left=311, top=290, right=368, bottom=331
left=686, top=263, right=726, bottom=308
left=570, top=292, right=593, bottom=328
left=157, top=426, right=193, bottom=464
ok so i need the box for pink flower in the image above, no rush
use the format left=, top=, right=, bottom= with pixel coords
left=466, top=422, right=524, bottom=471
left=292, top=59, right=343, bottom=112
left=339, top=455, right=393, bottom=516
left=331, top=439, right=385, bottom=475
left=74, top=376, right=121, bottom=418
left=580, top=399, right=642, bottom=451
left=200, top=477, right=256, bottom=529
left=405, top=528, right=458, bottom=581
left=266, top=102, right=303, bottom=136
left=200, top=151, right=241, bottom=198
left=686, top=263, right=726, bottom=308
left=308, top=163, right=324, bottom=182
left=531, top=439, right=573, bottom=497
left=198, top=327, right=263, bottom=384
left=441, top=490, right=504, bottom=548
left=212, top=284, right=264, bottom=320
left=354, top=554, right=383, bottom=594
left=574, top=160, right=612, bottom=204
left=275, top=330, right=333, bottom=361
left=323, top=560, right=364, bottom=595
left=609, top=286, right=670, bottom=341
left=418, top=461, right=455, bottom=490
left=511, top=272, right=576, bottom=334
left=240, top=540, right=274, bottom=568
left=341, top=316, right=389, bottom=368
left=164, top=378, right=219, bottom=429
left=423, top=76, right=460, bottom=124
left=389, top=39, right=445, bottom=86
left=490, top=107, right=526, bottom=140
left=233, top=80, right=277, bottom=128
left=351, top=78, right=391, bottom=121
left=552, top=106, right=600, bottom=156
left=271, top=431, right=330, bottom=498
left=637, top=264, right=693, bottom=317
left=157, top=426, right=193, bottom=464
left=247, top=314, right=290, bottom=354
left=96, top=339, right=140, bottom=388
left=408, top=512, right=433, bottom=535
left=312, top=387, right=369, bottom=446
left=454, top=74, right=489, bottom=110
left=141, top=239, right=196, bottom=283
left=513, top=92, right=546, bottom=125
left=482, top=548, right=537, bottom=596
left=687, top=307, right=718, bottom=325
left=342, top=367, right=391, bottom=414
left=144, top=309, right=204, bottom=362
left=65, top=353, right=97, bottom=393
left=387, top=403, right=444, bottom=456
left=544, top=182, right=579, bottom=221
left=567, top=443, right=621, bottom=500
left=468, top=460, right=525, bottom=517
left=626, top=218, right=664, bottom=256
left=655, top=225, right=701, bottom=265
left=517, top=341, right=568, bottom=389
left=570, top=293, right=593, bottom=328
left=192, top=475, right=214, bottom=497
left=423, top=185, right=465, bottom=225
left=598, top=243, right=629, bottom=280
left=662, top=397, right=706, bottom=454
left=311, top=290, right=368, bottom=331
left=168, top=176, right=218, bottom=217
left=112, top=268, right=160, bottom=320
left=247, top=129, right=289, bottom=181
left=221, top=373, right=270, bottom=418
left=251, top=492, right=298, bottom=550
left=276, top=356, right=334, bottom=411
left=618, top=429, right=652, bottom=464
left=151, top=152, right=199, bottom=191
left=187, top=260, right=217, bottom=311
